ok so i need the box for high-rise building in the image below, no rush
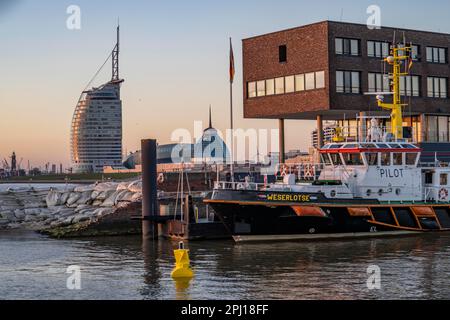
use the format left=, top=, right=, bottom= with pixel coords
left=70, top=26, right=124, bottom=173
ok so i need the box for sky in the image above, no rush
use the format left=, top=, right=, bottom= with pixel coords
left=1, top=0, right=450, bottom=169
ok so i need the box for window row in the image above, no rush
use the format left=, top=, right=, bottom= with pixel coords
left=368, top=73, right=420, bottom=97
left=322, top=152, right=419, bottom=167
left=339, top=71, right=447, bottom=98
left=247, top=71, right=325, bottom=98
left=336, top=38, right=445, bottom=64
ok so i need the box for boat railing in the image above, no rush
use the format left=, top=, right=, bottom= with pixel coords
left=322, top=122, right=419, bottom=144
left=422, top=186, right=450, bottom=203
left=214, top=181, right=268, bottom=191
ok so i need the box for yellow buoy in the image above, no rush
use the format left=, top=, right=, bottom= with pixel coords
left=171, top=242, right=194, bottom=279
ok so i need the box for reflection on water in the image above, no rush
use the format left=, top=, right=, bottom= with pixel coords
left=0, top=230, right=449, bottom=300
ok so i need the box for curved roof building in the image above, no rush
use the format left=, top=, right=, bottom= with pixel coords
left=193, top=107, right=230, bottom=164
left=70, top=26, right=124, bottom=173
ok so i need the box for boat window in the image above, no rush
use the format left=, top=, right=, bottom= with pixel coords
left=380, top=153, right=391, bottom=166
left=343, top=144, right=358, bottom=149
left=406, top=153, right=418, bottom=165
left=329, top=144, right=342, bottom=149
left=393, top=153, right=403, bottom=165
left=425, top=172, right=433, bottom=184
left=390, top=144, right=401, bottom=149
left=320, top=154, right=332, bottom=165
left=360, top=143, right=376, bottom=148
left=329, top=153, right=343, bottom=165
left=342, top=153, right=364, bottom=166
left=402, top=144, right=417, bottom=149
left=366, top=153, right=379, bottom=166
left=377, top=143, right=389, bottom=149
left=441, top=174, right=448, bottom=186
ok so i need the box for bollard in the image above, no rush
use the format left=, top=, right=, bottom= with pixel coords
left=141, top=139, right=158, bottom=241
left=171, top=242, right=194, bottom=279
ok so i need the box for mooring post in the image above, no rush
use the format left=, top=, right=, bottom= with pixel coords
left=141, top=139, right=158, bottom=241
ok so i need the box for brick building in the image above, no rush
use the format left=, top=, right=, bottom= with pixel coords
left=242, top=21, right=450, bottom=162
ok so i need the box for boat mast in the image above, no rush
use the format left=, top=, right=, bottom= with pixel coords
left=376, top=43, right=412, bottom=140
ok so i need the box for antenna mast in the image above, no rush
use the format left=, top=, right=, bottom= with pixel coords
left=376, top=42, right=412, bottom=140
left=112, top=23, right=120, bottom=81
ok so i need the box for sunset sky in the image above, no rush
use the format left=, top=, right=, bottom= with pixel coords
left=1, top=0, right=450, bottom=169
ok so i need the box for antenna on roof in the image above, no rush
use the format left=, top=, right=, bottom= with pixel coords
left=208, top=105, right=213, bottom=129
left=340, top=8, right=344, bottom=22
left=112, top=21, right=120, bottom=81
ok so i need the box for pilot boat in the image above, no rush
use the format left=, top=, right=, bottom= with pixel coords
left=204, top=43, right=450, bottom=242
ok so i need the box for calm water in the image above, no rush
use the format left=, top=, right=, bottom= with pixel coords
left=0, top=230, right=449, bottom=300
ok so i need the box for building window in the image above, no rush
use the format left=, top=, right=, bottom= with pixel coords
left=335, top=38, right=359, bottom=56
left=368, top=73, right=390, bottom=93
left=279, top=45, right=287, bottom=63
left=305, top=73, right=315, bottom=90
left=380, top=153, right=391, bottom=166
left=295, top=74, right=305, bottom=91
left=315, top=71, right=325, bottom=89
left=438, top=116, right=449, bottom=142
left=266, top=79, right=275, bottom=96
left=427, top=77, right=447, bottom=98
left=285, top=75, right=295, bottom=93
left=393, top=153, right=403, bottom=166
left=426, top=47, right=447, bottom=63
left=427, top=116, right=438, bottom=142
left=441, top=173, right=448, bottom=186
left=275, top=77, right=285, bottom=94
left=257, top=80, right=266, bottom=97
left=400, top=76, right=420, bottom=97
left=367, top=41, right=389, bottom=58
left=248, top=82, right=256, bottom=98
left=411, top=45, right=420, bottom=61
left=406, top=153, right=418, bottom=165
left=336, top=71, right=360, bottom=94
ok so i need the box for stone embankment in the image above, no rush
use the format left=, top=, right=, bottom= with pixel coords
left=0, top=181, right=143, bottom=237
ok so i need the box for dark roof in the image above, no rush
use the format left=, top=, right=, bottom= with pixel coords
left=242, top=20, right=450, bottom=42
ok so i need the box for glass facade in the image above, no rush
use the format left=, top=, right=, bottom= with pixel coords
left=246, top=70, right=326, bottom=98
left=70, top=81, right=123, bottom=173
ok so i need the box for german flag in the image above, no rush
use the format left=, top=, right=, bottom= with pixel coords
left=229, top=38, right=235, bottom=83
left=407, top=48, right=414, bottom=72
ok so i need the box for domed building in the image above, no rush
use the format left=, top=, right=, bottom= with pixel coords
left=193, top=107, right=230, bottom=164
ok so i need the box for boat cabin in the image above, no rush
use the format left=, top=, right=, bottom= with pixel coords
left=319, top=142, right=421, bottom=168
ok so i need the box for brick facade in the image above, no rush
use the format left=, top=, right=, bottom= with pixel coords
left=243, top=20, right=450, bottom=120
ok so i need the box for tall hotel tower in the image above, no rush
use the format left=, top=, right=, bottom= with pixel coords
left=70, top=26, right=124, bottom=173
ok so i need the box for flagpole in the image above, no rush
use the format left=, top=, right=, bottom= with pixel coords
left=229, top=37, right=235, bottom=184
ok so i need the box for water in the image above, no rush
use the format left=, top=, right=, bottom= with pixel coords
left=1, top=230, right=449, bottom=300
